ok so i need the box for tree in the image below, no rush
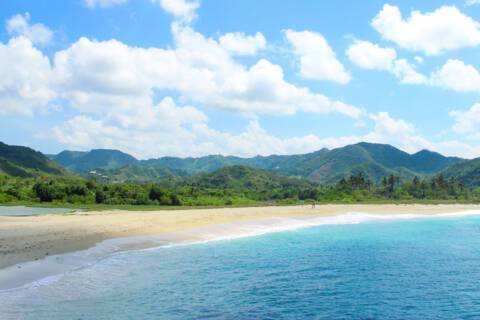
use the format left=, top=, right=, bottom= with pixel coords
left=33, top=181, right=65, bottom=202
left=95, top=189, right=106, bottom=204
left=149, top=185, right=167, bottom=202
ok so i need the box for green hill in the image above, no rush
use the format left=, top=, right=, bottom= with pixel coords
left=51, top=142, right=464, bottom=184
left=82, top=164, right=185, bottom=183
left=142, top=143, right=463, bottom=183
left=52, top=149, right=138, bottom=173
left=0, top=142, right=67, bottom=177
left=440, top=158, right=480, bottom=187
left=185, top=165, right=314, bottom=191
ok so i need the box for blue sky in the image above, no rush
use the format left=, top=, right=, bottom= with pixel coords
left=1, top=0, right=480, bottom=159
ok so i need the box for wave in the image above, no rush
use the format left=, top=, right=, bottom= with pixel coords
left=152, top=209, right=480, bottom=249
left=2, top=209, right=480, bottom=292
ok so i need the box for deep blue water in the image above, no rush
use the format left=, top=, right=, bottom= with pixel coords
left=2, top=215, right=480, bottom=319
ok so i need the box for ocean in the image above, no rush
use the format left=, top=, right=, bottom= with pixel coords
left=2, top=212, right=480, bottom=319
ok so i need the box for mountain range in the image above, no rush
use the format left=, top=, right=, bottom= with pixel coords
left=3, top=140, right=480, bottom=185
left=46, top=142, right=466, bottom=184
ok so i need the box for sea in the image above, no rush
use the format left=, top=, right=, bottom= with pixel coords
left=1, top=211, right=480, bottom=319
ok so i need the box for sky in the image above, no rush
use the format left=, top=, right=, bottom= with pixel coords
left=2, top=0, right=480, bottom=159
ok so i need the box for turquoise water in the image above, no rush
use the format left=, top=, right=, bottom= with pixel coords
left=2, top=214, right=480, bottom=319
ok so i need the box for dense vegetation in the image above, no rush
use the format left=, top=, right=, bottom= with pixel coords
left=1, top=166, right=479, bottom=207
left=2, top=140, right=480, bottom=208
left=441, top=158, right=480, bottom=187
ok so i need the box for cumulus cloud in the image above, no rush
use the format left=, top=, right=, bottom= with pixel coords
left=0, top=37, right=56, bottom=116
left=363, top=112, right=480, bottom=158
left=6, top=13, right=52, bottom=45
left=51, top=102, right=480, bottom=159
left=0, top=5, right=365, bottom=158
left=52, top=97, right=208, bottom=158
left=347, top=40, right=426, bottom=84
left=430, top=59, right=480, bottom=92
left=48, top=26, right=360, bottom=118
left=219, top=32, right=266, bottom=55
left=8, top=2, right=480, bottom=159
left=391, top=59, right=427, bottom=84
left=284, top=29, right=351, bottom=84
left=346, top=40, right=396, bottom=71
left=450, top=103, right=480, bottom=138
left=372, top=4, right=480, bottom=55
left=0, top=10, right=361, bottom=119
left=348, top=55, right=480, bottom=93
left=154, top=0, right=200, bottom=23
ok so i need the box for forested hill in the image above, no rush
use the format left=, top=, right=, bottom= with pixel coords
left=51, top=149, right=138, bottom=173
left=186, top=165, right=314, bottom=190
left=0, top=142, right=67, bottom=177
left=51, top=142, right=465, bottom=184
left=441, top=158, right=480, bottom=187
left=1, top=140, right=468, bottom=184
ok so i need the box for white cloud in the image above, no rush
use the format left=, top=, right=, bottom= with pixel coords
left=347, top=40, right=396, bottom=71
left=84, top=0, right=127, bottom=8
left=466, top=0, right=480, bottom=6
left=450, top=103, right=480, bottom=137
left=363, top=112, right=480, bottom=158
left=154, top=0, right=200, bottom=22
left=6, top=13, right=52, bottom=45
left=0, top=8, right=363, bottom=157
left=372, top=4, right=480, bottom=55
left=52, top=97, right=208, bottom=158
left=430, top=59, right=480, bottom=92
left=49, top=25, right=361, bottom=118
left=13, top=1, right=480, bottom=159
left=0, top=37, right=56, bottom=116
left=219, top=32, right=266, bottom=55
left=53, top=108, right=480, bottom=159
left=392, top=59, right=427, bottom=84
left=368, top=112, right=415, bottom=139
left=284, top=29, right=351, bottom=84
left=347, top=40, right=426, bottom=84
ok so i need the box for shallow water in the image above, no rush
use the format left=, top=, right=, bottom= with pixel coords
left=0, top=206, right=79, bottom=216
left=2, top=213, right=480, bottom=319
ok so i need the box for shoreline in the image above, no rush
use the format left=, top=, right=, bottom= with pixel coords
left=2, top=204, right=480, bottom=290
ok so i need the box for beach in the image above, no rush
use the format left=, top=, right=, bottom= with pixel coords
left=1, top=204, right=480, bottom=270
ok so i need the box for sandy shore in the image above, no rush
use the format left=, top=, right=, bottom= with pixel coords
left=1, top=204, right=480, bottom=270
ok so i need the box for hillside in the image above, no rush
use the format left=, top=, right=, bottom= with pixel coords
left=0, top=142, right=67, bottom=177
left=145, top=143, right=462, bottom=183
left=441, top=158, right=480, bottom=187
left=185, top=165, right=314, bottom=191
left=52, top=149, right=138, bottom=173
left=82, top=164, right=185, bottom=183
left=296, top=143, right=465, bottom=184
left=51, top=142, right=465, bottom=184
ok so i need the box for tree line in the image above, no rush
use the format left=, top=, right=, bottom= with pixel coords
left=0, top=172, right=479, bottom=207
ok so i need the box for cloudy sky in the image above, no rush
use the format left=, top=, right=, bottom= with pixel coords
left=2, top=0, right=480, bottom=159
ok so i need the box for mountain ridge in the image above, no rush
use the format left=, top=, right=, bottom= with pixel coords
left=49, top=142, right=465, bottom=184
left=0, top=142, right=67, bottom=177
